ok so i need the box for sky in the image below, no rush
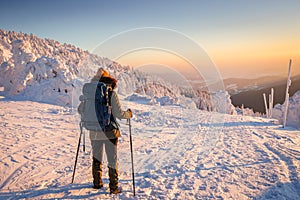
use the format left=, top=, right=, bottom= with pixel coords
left=0, top=0, right=300, bottom=79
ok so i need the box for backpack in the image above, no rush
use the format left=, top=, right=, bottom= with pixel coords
left=78, top=81, right=118, bottom=132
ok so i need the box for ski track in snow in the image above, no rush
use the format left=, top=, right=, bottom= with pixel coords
left=0, top=99, right=300, bottom=200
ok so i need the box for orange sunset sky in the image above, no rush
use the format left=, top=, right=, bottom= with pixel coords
left=1, top=0, right=299, bottom=79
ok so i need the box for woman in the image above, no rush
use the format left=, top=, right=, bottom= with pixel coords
left=90, top=68, right=132, bottom=194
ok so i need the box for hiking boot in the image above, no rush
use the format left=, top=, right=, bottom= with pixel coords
left=110, top=187, right=122, bottom=194
left=92, top=157, right=103, bottom=189
left=108, top=166, right=119, bottom=193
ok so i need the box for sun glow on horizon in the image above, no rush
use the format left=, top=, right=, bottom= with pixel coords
left=116, top=49, right=211, bottom=86
left=116, top=44, right=300, bottom=79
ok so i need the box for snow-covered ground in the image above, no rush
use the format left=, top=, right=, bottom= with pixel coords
left=0, top=97, right=299, bottom=200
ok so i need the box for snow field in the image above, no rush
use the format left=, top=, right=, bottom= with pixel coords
left=0, top=98, right=299, bottom=199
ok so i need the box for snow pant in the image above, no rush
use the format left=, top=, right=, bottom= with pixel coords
left=91, top=138, right=118, bottom=191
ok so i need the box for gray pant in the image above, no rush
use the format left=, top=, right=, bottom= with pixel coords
left=91, top=138, right=118, bottom=169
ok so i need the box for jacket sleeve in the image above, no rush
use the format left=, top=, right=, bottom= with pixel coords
left=111, top=91, right=132, bottom=119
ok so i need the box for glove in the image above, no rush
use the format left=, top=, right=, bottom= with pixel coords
left=127, top=108, right=133, bottom=118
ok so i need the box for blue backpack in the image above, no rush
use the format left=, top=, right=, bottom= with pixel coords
left=79, top=81, right=118, bottom=132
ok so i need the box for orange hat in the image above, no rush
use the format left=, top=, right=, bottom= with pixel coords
left=96, top=68, right=110, bottom=77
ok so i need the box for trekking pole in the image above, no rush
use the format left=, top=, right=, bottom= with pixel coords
left=128, top=118, right=136, bottom=196
left=83, top=123, right=85, bottom=152
left=71, top=122, right=83, bottom=183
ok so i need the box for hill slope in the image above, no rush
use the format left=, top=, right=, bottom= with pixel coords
left=0, top=29, right=235, bottom=114
left=0, top=99, right=299, bottom=199
left=0, top=29, right=132, bottom=105
left=230, top=75, right=300, bottom=113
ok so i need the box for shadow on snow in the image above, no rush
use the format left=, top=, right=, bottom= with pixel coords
left=0, top=183, right=105, bottom=199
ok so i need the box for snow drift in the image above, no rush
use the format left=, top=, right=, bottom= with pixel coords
left=273, top=90, right=300, bottom=128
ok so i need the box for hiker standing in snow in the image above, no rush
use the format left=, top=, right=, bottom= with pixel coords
left=78, top=68, right=132, bottom=194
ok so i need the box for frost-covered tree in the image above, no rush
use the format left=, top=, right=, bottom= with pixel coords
left=0, top=29, right=236, bottom=114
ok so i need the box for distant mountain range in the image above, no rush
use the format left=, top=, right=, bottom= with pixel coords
left=226, top=75, right=300, bottom=113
